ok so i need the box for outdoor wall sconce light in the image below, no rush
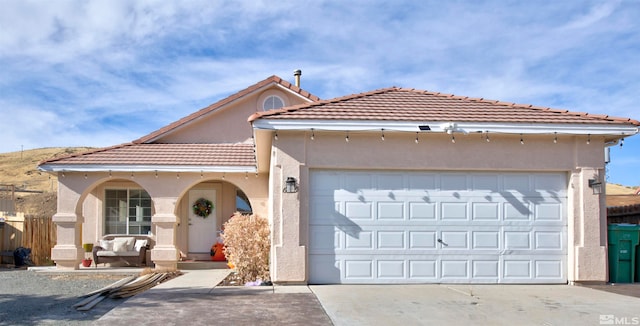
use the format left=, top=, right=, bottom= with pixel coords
left=283, top=177, right=299, bottom=193
left=588, top=178, right=603, bottom=195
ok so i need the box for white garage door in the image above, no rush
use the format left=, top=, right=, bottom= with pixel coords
left=308, top=170, right=567, bottom=284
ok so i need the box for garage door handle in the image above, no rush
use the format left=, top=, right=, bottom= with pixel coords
left=437, top=239, right=448, bottom=247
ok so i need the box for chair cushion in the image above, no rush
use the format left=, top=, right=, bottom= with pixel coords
left=99, top=240, right=113, bottom=251
left=134, top=239, right=148, bottom=252
left=112, top=240, right=129, bottom=252
left=111, top=237, right=136, bottom=252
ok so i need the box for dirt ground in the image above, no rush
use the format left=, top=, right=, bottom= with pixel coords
left=580, top=282, right=640, bottom=299
left=0, top=268, right=134, bottom=325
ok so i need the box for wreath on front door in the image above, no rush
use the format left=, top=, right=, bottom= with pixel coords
left=192, top=198, right=214, bottom=218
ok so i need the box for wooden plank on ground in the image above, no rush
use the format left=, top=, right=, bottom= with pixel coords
left=81, top=275, right=136, bottom=298
left=75, top=272, right=173, bottom=311
left=112, top=273, right=154, bottom=291
left=116, top=274, right=167, bottom=298
left=111, top=273, right=166, bottom=298
left=73, top=293, right=103, bottom=308
left=76, top=295, right=107, bottom=311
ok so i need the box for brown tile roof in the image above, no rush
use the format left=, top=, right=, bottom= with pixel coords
left=248, top=87, right=640, bottom=126
left=40, top=143, right=256, bottom=168
left=135, top=75, right=320, bottom=144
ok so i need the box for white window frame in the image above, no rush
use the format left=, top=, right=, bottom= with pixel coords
left=104, top=188, right=152, bottom=235
left=263, top=95, right=285, bottom=111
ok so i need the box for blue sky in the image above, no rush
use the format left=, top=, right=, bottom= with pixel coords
left=0, top=0, right=638, bottom=186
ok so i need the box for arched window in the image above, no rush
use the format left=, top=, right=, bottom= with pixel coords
left=236, top=189, right=252, bottom=214
left=263, top=95, right=285, bottom=111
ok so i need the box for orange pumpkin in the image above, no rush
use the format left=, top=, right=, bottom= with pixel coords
left=211, top=242, right=226, bottom=261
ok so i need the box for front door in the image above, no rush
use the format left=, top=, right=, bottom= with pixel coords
left=188, top=189, right=217, bottom=254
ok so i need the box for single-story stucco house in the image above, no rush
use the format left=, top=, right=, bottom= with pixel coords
left=39, top=72, right=640, bottom=284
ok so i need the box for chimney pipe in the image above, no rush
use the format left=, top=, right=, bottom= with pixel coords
left=293, top=69, right=301, bottom=87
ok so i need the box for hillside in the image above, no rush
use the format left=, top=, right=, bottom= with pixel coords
left=0, top=147, right=92, bottom=216
left=0, top=147, right=92, bottom=193
left=606, top=183, right=638, bottom=195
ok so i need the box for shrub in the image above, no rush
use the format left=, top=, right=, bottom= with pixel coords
left=222, top=212, right=270, bottom=284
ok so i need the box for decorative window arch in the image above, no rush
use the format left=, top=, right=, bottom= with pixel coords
left=263, top=95, right=285, bottom=111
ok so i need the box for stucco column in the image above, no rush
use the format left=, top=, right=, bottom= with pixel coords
left=271, top=163, right=307, bottom=284
left=571, top=167, right=608, bottom=283
left=51, top=213, right=83, bottom=269
left=151, top=212, right=179, bottom=271
left=150, top=194, right=180, bottom=271
left=51, top=179, right=84, bottom=269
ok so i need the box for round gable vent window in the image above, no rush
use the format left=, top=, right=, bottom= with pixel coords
left=263, top=95, right=285, bottom=111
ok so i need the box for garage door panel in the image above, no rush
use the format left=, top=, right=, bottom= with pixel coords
left=377, top=260, right=405, bottom=278
left=345, top=231, right=373, bottom=249
left=472, top=175, right=500, bottom=192
left=344, top=260, right=374, bottom=279
left=377, top=202, right=405, bottom=220
left=472, top=202, right=500, bottom=220
left=502, top=174, right=532, bottom=193
left=440, top=231, right=468, bottom=249
left=472, top=260, right=500, bottom=279
left=441, top=260, right=468, bottom=278
left=505, top=231, right=532, bottom=250
left=309, top=255, right=341, bottom=284
left=409, top=202, right=437, bottom=220
left=503, top=257, right=565, bottom=282
left=345, top=201, right=373, bottom=220
left=310, top=172, right=341, bottom=191
left=377, top=231, right=405, bottom=249
left=534, top=231, right=563, bottom=250
left=377, top=174, right=405, bottom=190
left=535, top=203, right=563, bottom=221
left=408, top=174, right=437, bottom=190
left=309, top=226, right=340, bottom=253
left=441, top=202, right=469, bottom=220
left=409, top=231, right=437, bottom=249
left=409, top=260, right=437, bottom=279
left=472, top=231, right=500, bottom=249
left=503, top=260, right=532, bottom=279
left=310, top=198, right=341, bottom=224
left=534, top=174, right=567, bottom=193
left=309, top=170, right=567, bottom=284
left=503, top=201, right=532, bottom=220
left=441, top=174, right=469, bottom=191
left=535, top=260, right=563, bottom=278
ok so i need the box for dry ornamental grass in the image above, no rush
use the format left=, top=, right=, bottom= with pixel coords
left=222, top=212, right=270, bottom=284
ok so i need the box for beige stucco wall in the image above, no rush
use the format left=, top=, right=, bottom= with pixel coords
left=156, top=88, right=306, bottom=144
left=269, top=130, right=608, bottom=283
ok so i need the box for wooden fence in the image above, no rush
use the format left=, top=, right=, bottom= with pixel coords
left=0, top=212, right=55, bottom=265
left=0, top=184, right=15, bottom=213
left=608, top=203, right=640, bottom=225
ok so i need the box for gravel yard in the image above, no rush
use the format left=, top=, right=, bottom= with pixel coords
left=0, top=268, right=137, bottom=326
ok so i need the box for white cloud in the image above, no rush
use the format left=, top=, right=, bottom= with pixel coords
left=561, top=0, right=620, bottom=30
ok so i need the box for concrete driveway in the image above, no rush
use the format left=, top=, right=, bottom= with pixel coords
left=310, top=284, right=640, bottom=326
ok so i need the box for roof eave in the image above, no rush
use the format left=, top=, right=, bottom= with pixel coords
left=37, top=164, right=257, bottom=173
left=135, top=75, right=320, bottom=144
left=251, top=119, right=640, bottom=136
